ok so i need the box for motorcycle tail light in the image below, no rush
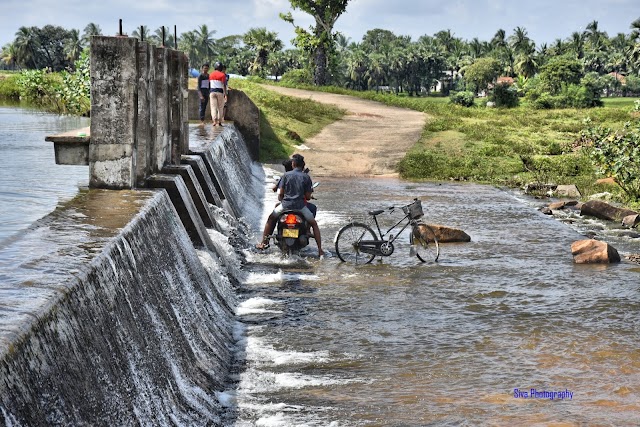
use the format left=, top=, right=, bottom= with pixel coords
left=283, top=213, right=301, bottom=225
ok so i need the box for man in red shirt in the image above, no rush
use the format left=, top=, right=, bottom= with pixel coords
left=208, top=62, right=227, bottom=126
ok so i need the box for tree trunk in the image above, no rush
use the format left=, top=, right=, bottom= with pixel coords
left=313, top=44, right=328, bottom=86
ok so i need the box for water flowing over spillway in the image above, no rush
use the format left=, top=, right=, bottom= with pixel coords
left=0, top=124, right=265, bottom=425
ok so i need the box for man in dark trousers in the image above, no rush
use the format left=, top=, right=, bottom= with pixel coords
left=257, top=154, right=324, bottom=256
left=197, top=63, right=210, bottom=124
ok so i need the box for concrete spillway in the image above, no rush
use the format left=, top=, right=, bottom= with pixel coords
left=0, top=125, right=263, bottom=425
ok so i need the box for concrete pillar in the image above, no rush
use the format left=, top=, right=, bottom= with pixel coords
left=154, top=47, right=171, bottom=172
left=169, top=50, right=182, bottom=165
left=146, top=44, right=158, bottom=175
left=135, top=41, right=151, bottom=187
left=89, top=36, right=138, bottom=189
left=179, top=52, right=190, bottom=156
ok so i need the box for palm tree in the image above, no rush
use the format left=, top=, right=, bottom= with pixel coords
left=82, top=22, right=102, bottom=46
left=64, top=29, right=83, bottom=63
left=131, top=25, right=151, bottom=42
left=491, top=29, right=507, bottom=50
left=151, top=26, right=176, bottom=48
left=568, top=31, right=585, bottom=59
left=178, top=30, right=199, bottom=66
left=631, top=17, right=640, bottom=41
left=243, top=27, right=283, bottom=77
left=509, top=27, right=533, bottom=55
left=194, top=24, right=216, bottom=62
left=1, top=43, right=19, bottom=69
left=14, top=26, right=37, bottom=68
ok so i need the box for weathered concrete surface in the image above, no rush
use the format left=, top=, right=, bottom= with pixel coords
left=162, top=164, right=219, bottom=230
left=181, top=154, right=224, bottom=208
left=153, top=47, right=171, bottom=172
left=146, top=174, right=216, bottom=251
left=135, top=41, right=152, bottom=186
left=571, top=239, right=621, bottom=264
left=90, top=36, right=138, bottom=189
left=45, top=127, right=90, bottom=165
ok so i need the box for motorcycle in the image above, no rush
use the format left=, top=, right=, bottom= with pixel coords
left=269, top=179, right=319, bottom=256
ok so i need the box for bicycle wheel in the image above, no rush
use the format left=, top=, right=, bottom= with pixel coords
left=411, top=223, right=440, bottom=263
left=335, top=222, right=377, bottom=264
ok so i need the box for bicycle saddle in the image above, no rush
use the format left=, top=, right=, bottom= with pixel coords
left=368, top=209, right=384, bottom=216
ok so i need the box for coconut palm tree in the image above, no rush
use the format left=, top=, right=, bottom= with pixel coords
left=82, top=22, right=102, bottom=46
left=1, top=43, right=19, bottom=69
left=13, top=26, right=37, bottom=68
left=509, top=27, right=533, bottom=55
left=131, top=25, right=151, bottom=42
left=243, top=27, right=283, bottom=77
left=194, top=25, right=216, bottom=62
left=568, top=31, right=585, bottom=59
left=64, top=29, right=83, bottom=63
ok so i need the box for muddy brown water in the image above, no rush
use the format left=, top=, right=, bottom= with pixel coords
left=233, top=176, right=640, bottom=426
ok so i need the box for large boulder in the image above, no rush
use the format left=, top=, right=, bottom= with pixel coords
left=422, top=224, right=471, bottom=243
left=571, top=240, right=621, bottom=264
left=555, top=185, right=581, bottom=198
left=580, top=200, right=638, bottom=222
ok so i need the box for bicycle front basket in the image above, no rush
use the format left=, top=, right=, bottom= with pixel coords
left=403, top=200, right=424, bottom=219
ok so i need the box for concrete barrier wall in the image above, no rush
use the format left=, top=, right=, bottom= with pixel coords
left=0, top=189, right=236, bottom=425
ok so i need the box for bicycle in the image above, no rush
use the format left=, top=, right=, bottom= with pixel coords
left=334, top=199, right=440, bottom=265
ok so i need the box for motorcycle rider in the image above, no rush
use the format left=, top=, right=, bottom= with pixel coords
left=257, top=154, right=324, bottom=256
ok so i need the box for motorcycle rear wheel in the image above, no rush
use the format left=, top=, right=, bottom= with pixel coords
left=335, top=222, right=377, bottom=264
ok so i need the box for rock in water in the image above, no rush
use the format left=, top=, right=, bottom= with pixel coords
left=420, top=224, right=471, bottom=243
left=571, top=239, right=621, bottom=264
left=580, top=200, right=639, bottom=222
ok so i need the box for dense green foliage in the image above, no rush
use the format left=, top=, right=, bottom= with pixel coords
left=14, top=52, right=90, bottom=115
left=491, top=82, right=519, bottom=107
left=0, top=73, right=21, bottom=99
left=449, top=91, right=475, bottom=107
left=581, top=119, right=640, bottom=200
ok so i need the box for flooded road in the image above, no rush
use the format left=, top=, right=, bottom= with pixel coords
left=233, top=176, right=640, bottom=426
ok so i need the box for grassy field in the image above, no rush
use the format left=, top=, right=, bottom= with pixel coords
left=189, top=78, right=345, bottom=161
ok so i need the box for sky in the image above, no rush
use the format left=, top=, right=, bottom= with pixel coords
left=1, top=0, right=639, bottom=51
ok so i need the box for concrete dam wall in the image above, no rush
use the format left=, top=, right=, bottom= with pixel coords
left=0, top=126, right=264, bottom=425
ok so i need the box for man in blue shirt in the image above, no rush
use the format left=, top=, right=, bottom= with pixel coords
left=257, top=154, right=324, bottom=256
left=197, top=63, right=210, bottom=123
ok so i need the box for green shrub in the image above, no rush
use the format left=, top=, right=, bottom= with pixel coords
left=449, top=91, right=475, bottom=107
left=0, top=74, right=20, bottom=99
left=582, top=121, right=640, bottom=200
left=281, top=68, right=312, bottom=85
left=490, top=83, right=519, bottom=108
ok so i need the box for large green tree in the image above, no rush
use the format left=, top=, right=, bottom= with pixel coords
left=281, top=0, right=350, bottom=86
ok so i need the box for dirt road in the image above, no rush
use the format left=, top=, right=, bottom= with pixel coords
left=260, top=86, right=427, bottom=177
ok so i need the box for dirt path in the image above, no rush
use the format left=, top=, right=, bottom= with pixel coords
left=260, top=85, right=427, bottom=177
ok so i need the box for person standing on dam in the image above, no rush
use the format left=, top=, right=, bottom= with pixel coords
left=197, top=63, right=210, bottom=124
left=209, top=62, right=227, bottom=127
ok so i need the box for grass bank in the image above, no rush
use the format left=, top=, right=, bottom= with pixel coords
left=270, top=80, right=639, bottom=203
left=188, top=78, right=345, bottom=162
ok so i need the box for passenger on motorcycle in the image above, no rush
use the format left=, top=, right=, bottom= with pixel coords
left=257, top=154, right=324, bottom=256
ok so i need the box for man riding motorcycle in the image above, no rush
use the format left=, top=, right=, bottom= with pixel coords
left=256, top=154, right=324, bottom=256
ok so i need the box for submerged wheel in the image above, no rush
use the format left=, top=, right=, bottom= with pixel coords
left=411, top=224, right=440, bottom=263
left=335, top=222, right=377, bottom=264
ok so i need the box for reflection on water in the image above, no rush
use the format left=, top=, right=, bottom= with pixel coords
left=0, top=105, right=89, bottom=244
left=233, top=177, right=640, bottom=425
